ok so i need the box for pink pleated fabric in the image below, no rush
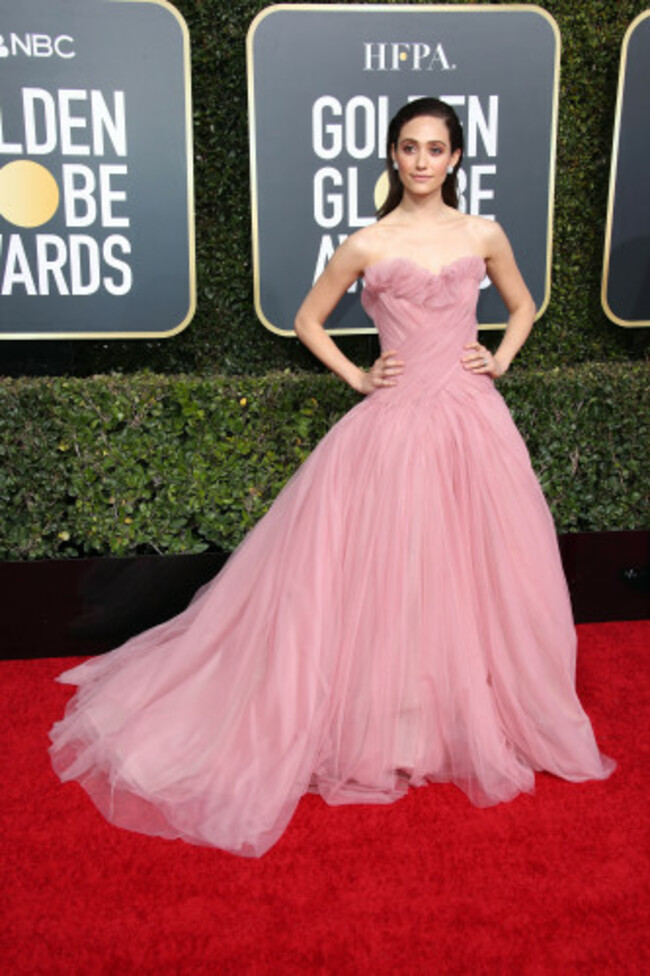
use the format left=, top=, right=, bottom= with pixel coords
left=49, top=256, right=615, bottom=856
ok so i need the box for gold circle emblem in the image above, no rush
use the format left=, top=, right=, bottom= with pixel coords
left=0, top=160, right=60, bottom=228
left=374, top=170, right=389, bottom=211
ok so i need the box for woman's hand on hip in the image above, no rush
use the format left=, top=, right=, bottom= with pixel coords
left=461, top=342, right=505, bottom=379
left=358, top=350, right=404, bottom=394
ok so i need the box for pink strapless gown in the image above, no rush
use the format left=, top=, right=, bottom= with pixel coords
left=49, top=256, right=615, bottom=856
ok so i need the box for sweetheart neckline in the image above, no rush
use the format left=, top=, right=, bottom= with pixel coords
left=363, top=254, right=486, bottom=281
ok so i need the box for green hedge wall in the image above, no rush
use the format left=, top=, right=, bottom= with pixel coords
left=2, top=0, right=648, bottom=377
left=1, top=1, right=648, bottom=561
left=1, top=364, right=646, bottom=560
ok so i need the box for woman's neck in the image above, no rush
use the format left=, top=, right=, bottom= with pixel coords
left=395, top=189, right=453, bottom=223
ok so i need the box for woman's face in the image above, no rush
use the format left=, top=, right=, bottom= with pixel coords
left=391, top=115, right=460, bottom=198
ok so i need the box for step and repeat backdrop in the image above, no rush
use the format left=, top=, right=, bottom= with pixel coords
left=0, top=2, right=647, bottom=340
left=248, top=3, right=560, bottom=334
left=0, top=0, right=195, bottom=339
left=602, top=9, right=650, bottom=328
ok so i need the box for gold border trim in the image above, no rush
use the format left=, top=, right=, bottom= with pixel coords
left=601, top=9, right=650, bottom=329
left=247, top=3, right=560, bottom=336
left=0, top=0, right=196, bottom=340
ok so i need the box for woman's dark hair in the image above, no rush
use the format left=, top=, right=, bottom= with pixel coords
left=376, top=97, right=464, bottom=219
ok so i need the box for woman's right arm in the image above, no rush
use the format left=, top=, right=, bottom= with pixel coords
left=294, top=239, right=403, bottom=395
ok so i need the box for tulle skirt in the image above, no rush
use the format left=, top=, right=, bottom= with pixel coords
left=50, top=377, right=615, bottom=856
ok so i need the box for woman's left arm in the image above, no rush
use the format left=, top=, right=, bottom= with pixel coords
left=462, top=221, right=537, bottom=378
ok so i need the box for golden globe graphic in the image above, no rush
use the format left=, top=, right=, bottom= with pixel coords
left=373, top=171, right=390, bottom=214
left=0, top=160, right=60, bottom=228
left=0, top=0, right=194, bottom=338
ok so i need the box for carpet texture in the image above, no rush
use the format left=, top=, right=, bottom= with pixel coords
left=1, top=621, right=648, bottom=974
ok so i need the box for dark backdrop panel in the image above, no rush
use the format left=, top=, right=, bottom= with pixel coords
left=1, top=532, right=647, bottom=660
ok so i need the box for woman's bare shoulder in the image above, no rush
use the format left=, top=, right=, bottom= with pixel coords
left=451, top=214, right=508, bottom=259
left=337, top=223, right=397, bottom=268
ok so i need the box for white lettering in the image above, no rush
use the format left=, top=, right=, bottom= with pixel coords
left=390, top=43, right=410, bottom=71
left=62, top=164, right=97, bottom=226
left=1, top=235, right=37, bottom=295
left=346, top=168, right=374, bottom=227
left=313, top=95, right=390, bottom=161
left=312, top=234, right=336, bottom=283
left=428, top=43, right=451, bottom=71
left=103, top=235, right=132, bottom=295
left=23, top=89, right=57, bottom=155
left=58, top=90, right=90, bottom=155
left=36, top=235, right=69, bottom=295
left=377, top=96, right=389, bottom=159
left=313, top=167, right=343, bottom=228
left=99, top=165, right=129, bottom=227
left=363, top=43, right=386, bottom=71
left=468, top=95, right=498, bottom=158
left=456, top=168, right=467, bottom=214
left=312, top=234, right=355, bottom=291
left=91, top=90, right=127, bottom=157
left=344, top=97, right=375, bottom=160
left=1, top=88, right=127, bottom=156
left=5, top=33, right=75, bottom=59
left=313, top=96, right=342, bottom=160
left=54, top=36, right=75, bottom=59
left=411, top=43, right=431, bottom=71
left=469, top=165, right=496, bottom=218
left=0, top=233, right=133, bottom=296
left=10, top=34, right=31, bottom=57
left=69, top=235, right=101, bottom=294
left=32, top=35, right=54, bottom=58
left=437, top=95, right=465, bottom=111
left=364, top=42, right=453, bottom=72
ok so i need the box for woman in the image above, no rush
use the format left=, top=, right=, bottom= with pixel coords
left=295, top=98, right=532, bottom=391
left=50, top=99, right=614, bottom=858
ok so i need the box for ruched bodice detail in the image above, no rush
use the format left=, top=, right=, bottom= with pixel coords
left=362, top=255, right=485, bottom=344
left=359, top=256, right=488, bottom=405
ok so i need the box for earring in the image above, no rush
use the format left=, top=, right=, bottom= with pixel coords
left=392, top=161, right=398, bottom=171
left=447, top=165, right=454, bottom=175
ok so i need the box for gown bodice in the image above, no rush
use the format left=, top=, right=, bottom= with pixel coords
left=361, top=254, right=488, bottom=402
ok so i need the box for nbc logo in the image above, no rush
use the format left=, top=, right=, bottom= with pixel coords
left=0, top=33, right=75, bottom=59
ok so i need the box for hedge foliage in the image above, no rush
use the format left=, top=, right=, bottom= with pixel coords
left=2, top=0, right=648, bottom=378
left=1, top=1, right=648, bottom=562
left=0, top=364, right=646, bottom=560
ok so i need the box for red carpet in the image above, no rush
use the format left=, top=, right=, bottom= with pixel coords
left=1, top=621, right=648, bottom=974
